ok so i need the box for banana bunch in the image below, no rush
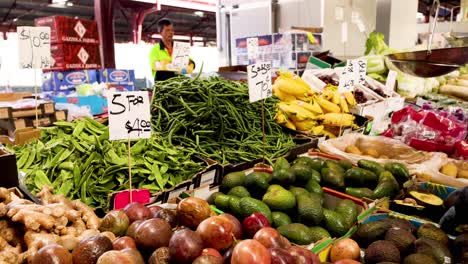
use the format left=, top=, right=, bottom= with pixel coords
left=272, top=71, right=315, bottom=101
left=273, top=74, right=359, bottom=137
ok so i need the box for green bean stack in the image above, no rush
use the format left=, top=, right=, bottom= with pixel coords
left=151, top=76, right=296, bottom=164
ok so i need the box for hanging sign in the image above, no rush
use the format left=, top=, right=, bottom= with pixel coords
left=338, top=59, right=367, bottom=92
left=108, top=91, right=152, bottom=140
left=172, top=41, right=191, bottom=70
left=17, top=26, right=51, bottom=69
left=247, top=63, right=272, bottom=103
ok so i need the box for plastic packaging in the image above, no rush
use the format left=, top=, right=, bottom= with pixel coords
left=381, top=105, right=467, bottom=158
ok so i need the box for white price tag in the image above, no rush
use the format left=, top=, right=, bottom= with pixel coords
left=338, top=59, right=367, bottom=93
left=108, top=91, right=152, bottom=140
left=247, top=37, right=259, bottom=60
left=247, top=63, right=272, bottom=103
left=17, top=26, right=51, bottom=69
left=341, top=22, right=348, bottom=43
left=385, top=70, right=398, bottom=93
left=302, top=70, right=326, bottom=92
left=172, top=41, right=190, bottom=70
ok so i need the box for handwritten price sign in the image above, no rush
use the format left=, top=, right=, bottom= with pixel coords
left=172, top=41, right=190, bottom=71
left=17, top=26, right=51, bottom=69
left=247, top=63, right=272, bottom=103
left=338, top=59, right=367, bottom=93
left=108, top=91, right=152, bottom=140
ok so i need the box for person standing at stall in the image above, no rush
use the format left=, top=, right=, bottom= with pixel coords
left=149, top=19, right=194, bottom=81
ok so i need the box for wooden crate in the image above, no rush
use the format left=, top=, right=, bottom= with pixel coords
left=0, top=102, right=55, bottom=119
left=0, top=128, right=41, bottom=146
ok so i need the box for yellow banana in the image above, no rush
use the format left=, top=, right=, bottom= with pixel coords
left=317, top=113, right=356, bottom=127
left=339, top=96, right=349, bottom=113
left=322, top=90, right=334, bottom=101
left=293, top=120, right=317, bottom=132
left=274, top=110, right=288, bottom=124
left=344, top=91, right=357, bottom=106
left=320, top=129, right=337, bottom=138
left=312, top=125, right=324, bottom=135
left=331, top=91, right=340, bottom=104
left=316, top=96, right=341, bottom=113
left=283, top=119, right=296, bottom=130
left=291, top=100, right=322, bottom=115
left=275, top=74, right=313, bottom=97
left=278, top=102, right=314, bottom=121
left=273, top=84, right=296, bottom=102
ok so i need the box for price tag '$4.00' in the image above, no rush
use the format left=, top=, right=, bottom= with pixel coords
left=247, top=63, right=273, bottom=103
left=108, top=91, right=152, bottom=141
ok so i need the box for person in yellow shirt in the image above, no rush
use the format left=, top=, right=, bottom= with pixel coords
left=149, top=19, right=195, bottom=81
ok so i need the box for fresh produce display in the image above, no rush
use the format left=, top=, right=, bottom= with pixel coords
left=0, top=186, right=103, bottom=263
left=272, top=71, right=359, bottom=137
left=23, top=195, right=321, bottom=264
left=362, top=31, right=442, bottom=98
left=342, top=216, right=466, bottom=264
left=381, top=105, right=467, bottom=158
left=440, top=73, right=468, bottom=100
left=418, top=93, right=468, bottom=116
left=211, top=156, right=378, bottom=243
left=439, top=160, right=468, bottom=180
left=6, top=118, right=203, bottom=209
left=151, top=76, right=297, bottom=164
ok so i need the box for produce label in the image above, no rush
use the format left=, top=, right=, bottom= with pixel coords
left=172, top=41, right=190, bottom=71
left=17, top=26, right=51, bottom=69
left=385, top=70, right=397, bottom=94
left=108, top=91, right=152, bottom=140
left=338, top=59, right=367, bottom=93
left=247, top=62, right=272, bottom=103
left=247, top=37, right=258, bottom=61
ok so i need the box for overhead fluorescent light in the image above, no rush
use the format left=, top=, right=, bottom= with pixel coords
left=194, top=11, right=204, bottom=17
left=50, top=0, right=68, bottom=3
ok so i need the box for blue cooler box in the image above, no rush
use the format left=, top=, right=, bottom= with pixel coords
left=98, top=69, right=136, bottom=91
left=42, top=70, right=98, bottom=94
left=53, top=95, right=108, bottom=116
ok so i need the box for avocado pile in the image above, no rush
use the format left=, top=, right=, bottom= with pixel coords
left=211, top=156, right=384, bottom=245
left=353, top=217, right=466, bottom=264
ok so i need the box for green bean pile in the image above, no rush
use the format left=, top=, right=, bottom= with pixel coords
left=151, top=76, right=296, bottom=164
left=8, top=118, right=203, bottom=209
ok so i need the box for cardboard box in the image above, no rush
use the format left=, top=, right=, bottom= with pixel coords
left=49, top=44, right=101, bottom=71
left=53, top=95, right=107, bottom=115
left=35, top=16, right=99, bottom=45
left=42, top=70, right=98, bottom=93
left=98, top=69, right=136, bottom=91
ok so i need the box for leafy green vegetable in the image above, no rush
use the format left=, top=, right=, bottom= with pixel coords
left=9, top=118, right=203, bottom=209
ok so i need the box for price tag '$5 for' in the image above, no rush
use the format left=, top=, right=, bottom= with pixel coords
left=108, top=91, right=152, bottom=141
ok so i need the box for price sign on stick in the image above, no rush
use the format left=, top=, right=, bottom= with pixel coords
left=108, top=91, right=152, bottom=140
left=108, top=91, right=151, bottom=204
left=17, top=26, right=51, bottom=69
left=247, top=37, right=259, bottom=61
left=338, top=59, right=367, bottom=93
left=172, top=41, right=190, bottom=71
left=247, top=63, right=272, bottom=103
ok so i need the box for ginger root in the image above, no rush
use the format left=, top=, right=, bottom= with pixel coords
left=0, top=236, right=23, bottom=264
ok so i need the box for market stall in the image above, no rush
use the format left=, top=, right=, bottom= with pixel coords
left=1, top=0, right=468, bottom=263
